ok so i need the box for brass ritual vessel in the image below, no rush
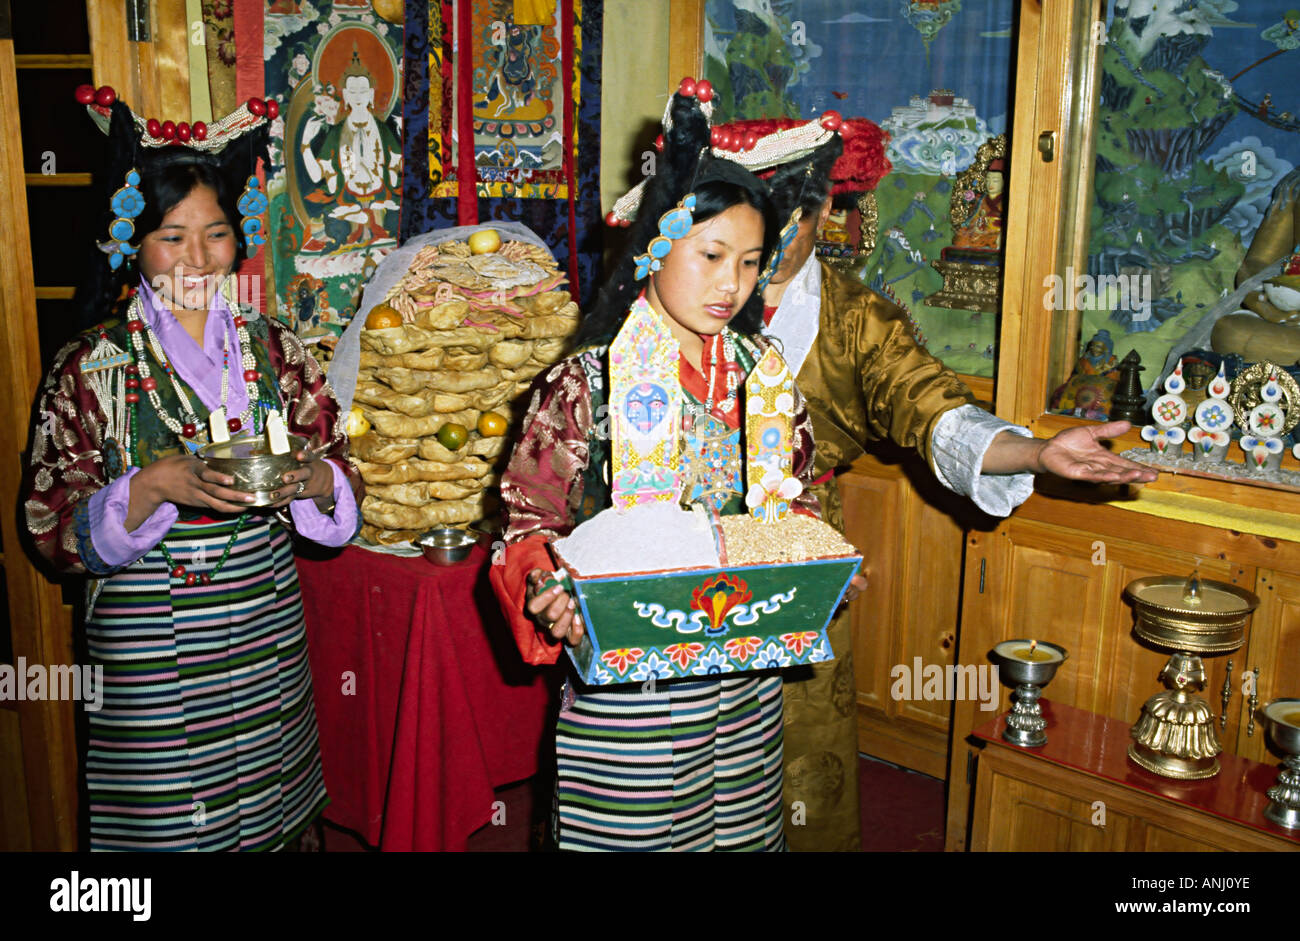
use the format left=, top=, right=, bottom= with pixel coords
left=1122, top=574, right=1259, bottom=780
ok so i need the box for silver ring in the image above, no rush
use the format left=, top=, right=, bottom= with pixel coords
left=294, top=480, right=306, bottom=497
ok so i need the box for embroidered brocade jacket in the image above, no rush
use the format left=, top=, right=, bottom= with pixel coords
left=23, top=309, right=360, bottom=576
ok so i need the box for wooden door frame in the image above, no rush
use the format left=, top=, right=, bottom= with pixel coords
left=0, top=0, right=180, bottom=851
left=0, top=14, right=79, bottom=854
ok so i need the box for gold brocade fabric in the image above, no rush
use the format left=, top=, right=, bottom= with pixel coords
left=203, top=0, right=237, bottom=117
left=781, top=262, right=973, bottom=851
left=797, top=264, right=973, bottom=482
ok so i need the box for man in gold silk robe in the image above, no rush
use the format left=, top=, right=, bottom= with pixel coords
left=748, top=117, right=1156, bottom=851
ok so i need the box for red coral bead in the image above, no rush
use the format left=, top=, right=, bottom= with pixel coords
left=654, top=134, right=664, bottom=152
left=125, top=377, right=139, bottom=389
left=146, top=118, right=162, bottom=138
left=182, top=423, right=197, bottom=438
left=744, top=132, right=758, bottom=150
left=199, top=573, right=211, bottom=586
left=604, top=210, right=618, bottom=227
left=227, top=417, right=242, bottom=433
left=126, top=364, right=139, bottom=375
left=619, top=218, right=631, bottom=228
left=125, top=392, right=140, bottom=404
left=171, top=565, right=186, bottom=579
left=243, top=369, right=259, bottom=383
left=192, top=121, right=207, bottom=141
left=160, top=121, right=176, bottom=141
left=75, top=84, right=96, bottom=105
left=94, top=86, right=117, bottom=107
left=184, top=572, right=197, bottom=586
left=820, top=109, right=843, bottom=131
left=141, top=377, right=157, bottom=391
left=127, top=320, right=144, bottom=333
left=233, top=316, right=246, bottom=327
left=247, top=97, right=266, bottom=116
left=678, top=77, right=697, bottom=97
left=176, top=122, right=191, bottom=143
left=265, top=99, right=279, bottom=119
left=695, top=80, right=713, bottom=103
left=710, top=127, right=724, bottom=146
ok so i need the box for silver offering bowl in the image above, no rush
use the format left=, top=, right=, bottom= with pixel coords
left=197, top=434, right=308, bottom=507
left=1261, top=698, right=1300, bottom=830
left=415, top=527, right=478, bottom=566
left=990, top=641, right=1068, bottom=748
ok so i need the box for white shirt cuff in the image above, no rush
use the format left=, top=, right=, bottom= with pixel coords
left=930, top=404, right=1036, bottom=517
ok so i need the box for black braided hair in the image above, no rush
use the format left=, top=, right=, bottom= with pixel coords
left=75, top=101, right=270, bottom=329
left=764, top=132, right=844, bottom=223
left=576, top=93, right=778, bottom=348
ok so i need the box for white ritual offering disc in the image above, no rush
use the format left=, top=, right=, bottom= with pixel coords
left=1194, top=397, right=1234, bottom=433
left=1152, top=393, right=1188, bottom=429
left=1249, top=401, right=1285, bottom=438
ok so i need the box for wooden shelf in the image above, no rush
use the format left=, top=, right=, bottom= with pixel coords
left=13, top=54, right=92, bottom=69
left=970, top=701, right=1300, bottom=851
left=25, top=173, right=92, bottom=186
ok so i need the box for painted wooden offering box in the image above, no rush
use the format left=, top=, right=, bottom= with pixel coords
left=554, top=302, right=863, bottom=686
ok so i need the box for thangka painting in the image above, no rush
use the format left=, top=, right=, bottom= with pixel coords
left=263, top=1, right=405, bottom=343
left=1068, top=2, right=1300, bottom=408
left=432, top=0, right=579, bottom=199
left=704, top=0, right=1015, bottom=377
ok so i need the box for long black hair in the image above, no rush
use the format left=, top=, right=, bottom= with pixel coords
left=77, top=100, right=267, bottom=328
left=576, top=93, right=778, bottom=347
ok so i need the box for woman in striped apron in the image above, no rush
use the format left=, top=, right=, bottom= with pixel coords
left=22, top=93, right=361, bottom=851
left=490, top=85, right=820, bottom=850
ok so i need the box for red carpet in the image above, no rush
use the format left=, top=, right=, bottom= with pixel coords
left=324, top=754, right=946, bottom=852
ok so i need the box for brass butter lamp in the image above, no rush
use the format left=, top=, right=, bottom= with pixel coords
left=1122, top=572, right=1259, bottom=780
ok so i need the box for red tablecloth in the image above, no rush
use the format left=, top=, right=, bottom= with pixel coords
left=296, top=541, right=555, bottom=851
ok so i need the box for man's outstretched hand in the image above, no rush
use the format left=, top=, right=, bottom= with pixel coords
left=983, top=422, right=1159, bottom=484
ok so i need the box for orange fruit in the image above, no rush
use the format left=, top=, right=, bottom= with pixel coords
left=436, top=422, right=468, bottom=451
left=365, top=304, right=403, bottom=329
left=477, top=412, right=508, bottom=436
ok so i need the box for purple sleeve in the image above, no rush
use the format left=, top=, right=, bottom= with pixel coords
left=288, top=458, right=358, bottom=547
left=87, top=468, right=179, bottom=568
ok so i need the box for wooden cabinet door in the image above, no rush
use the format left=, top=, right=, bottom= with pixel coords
left=1233, top=570, right=1300, bottom=764
left=948, top=512, right=1252, bottom=850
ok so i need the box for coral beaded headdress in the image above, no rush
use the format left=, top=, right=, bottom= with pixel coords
left=76, top=83, right=278, bottom=269
left=607, top=79, right=890, bottom=289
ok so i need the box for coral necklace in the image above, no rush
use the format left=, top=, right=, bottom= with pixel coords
left=122, top=291, right=263, bottom=586
left=123, top=292, right=261, bottom=443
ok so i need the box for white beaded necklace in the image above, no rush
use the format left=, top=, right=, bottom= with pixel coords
left=125, top=291, right=260, bottom=441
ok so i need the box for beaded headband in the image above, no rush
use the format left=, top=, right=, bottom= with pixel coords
left=77, top=84, right=277, bottom=267
left=605, top=96, right=842, bottom=228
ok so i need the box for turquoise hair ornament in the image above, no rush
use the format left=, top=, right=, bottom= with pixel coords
left=757, top=206, right=803, bottom=292
left=658, top=193, right=696, bottom=239
left=99, top=168, right=144, bottom=270
left=237, top=175, right=269, bottom=254
left=633, top=193, right=698, bottom=281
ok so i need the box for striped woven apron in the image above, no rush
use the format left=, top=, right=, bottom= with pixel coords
left=554, top=676, right=786, bottom=851
left=84, top=514, right=328, bottom=851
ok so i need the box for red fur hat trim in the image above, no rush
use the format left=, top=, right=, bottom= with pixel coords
left=712, top=116, right=892, bottom=192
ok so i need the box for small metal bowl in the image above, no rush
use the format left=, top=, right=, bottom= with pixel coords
left=197, top=434, right=308, bottom=506
left=415, top=527, right=478, bottom=565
